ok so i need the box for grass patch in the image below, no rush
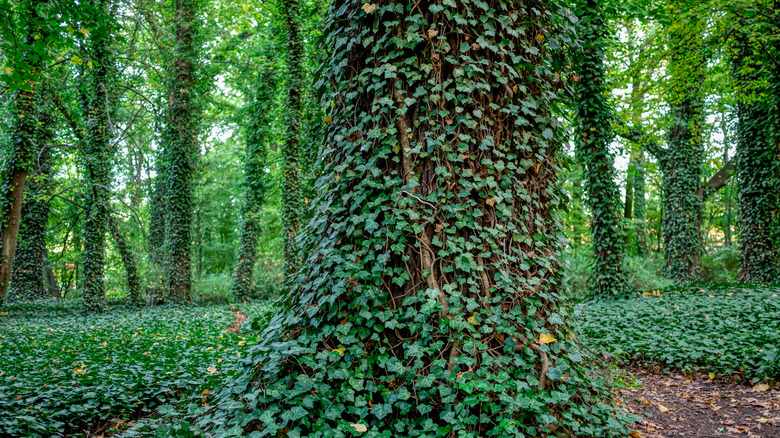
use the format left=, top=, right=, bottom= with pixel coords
left=578, top=284, right=780, bottom=384
left=0, top=300, right=271, bottom=437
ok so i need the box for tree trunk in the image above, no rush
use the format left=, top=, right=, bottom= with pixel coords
left=163, top=0, right=203, bottom=302
left=659, top=16, right=706, bottom=285
left=108, top=214, right=143, bottom=304
left=0, top=0, right=50, bottom=305
left=204, top=1, right=626, bottom=435
left=721, top=115, right=732, bottom=247
left=11, top=124, right=54, bottom=300
left=281, top=0, right=305, bottom=280
left=81, top=0, right=116, bottom=311
left=574, top=0, right=628, bottom=296
left=734, top=32, right=778, bottom=283
left=232, top=64, right=276, bottom=302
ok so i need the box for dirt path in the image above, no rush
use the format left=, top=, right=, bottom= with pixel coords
left=623, top=369, right=780, bottom=437
left=229, top=310, right=247, bottom=334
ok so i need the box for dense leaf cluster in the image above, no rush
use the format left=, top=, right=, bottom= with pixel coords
left=0, top=301, right=269, bottom=436
left=580, top=284, right=780, bottom=383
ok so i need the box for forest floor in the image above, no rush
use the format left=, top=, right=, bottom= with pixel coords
left=623, top=368, right=780, bottom=437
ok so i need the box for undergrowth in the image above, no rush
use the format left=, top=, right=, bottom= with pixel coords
left=0, top=300, right=271, bottom=437
left=578, top=284, right=780, bottom=384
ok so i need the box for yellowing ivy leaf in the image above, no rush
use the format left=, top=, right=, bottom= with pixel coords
left=333, top=347, right=346, bottom=356
left=78, top=28, right=89, bottom=37
left=361, top=3, right=376, bottom=14
left=350, top=424, right=368, bottom=433
left=708, top=372, right=715, bottom=380
left=324, top=116, right=333, bottom=124
left=207, top=366, right=217, bottom=375
left=3, top=67, right=13, bottom=75
left=466, top=312, right=479, bottom=325
left=536, top=33, right=545, bottom=42
left=539, top=333, right=556, bottom=345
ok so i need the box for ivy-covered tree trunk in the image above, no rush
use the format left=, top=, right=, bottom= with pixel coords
left=0, top=0, right=50, bottom=305
left=232, top=66, right=276, bottom=302
left=148, top=173, right=167, bottom=266
left=734, top=33, right=778, bottom=283
left=203, top=2, right=627, bottom=436
left=659, top=21, right=706, bottom=285
left=281, top=0, right=305, bottom=280
left=81, top=0, right=115, bottom=311
left=574, top=0, right=628, bottom=296
left=633, top=152, right=648, bottom=256
left=11, top=126, right=54, bottom=300
left=163, top=0, right=202, bottom=302
left=108, top=215, right=142, bottom=304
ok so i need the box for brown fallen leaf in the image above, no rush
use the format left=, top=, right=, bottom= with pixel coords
left=657, top=403, right=670, bottom=413
left=753, top=383, right=770, bottom=392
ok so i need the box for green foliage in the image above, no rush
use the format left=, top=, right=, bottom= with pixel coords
left=580, top=284, right=780, bottom=383
left=0, top=301, right=271, bottom=436
left=573, top=0, right=629, bottom=297
left=700, top=246, right=739, bottom=283
left=561, top=248, right=671, bottom=303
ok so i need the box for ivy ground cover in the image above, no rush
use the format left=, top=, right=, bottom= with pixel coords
left=579, top=284, right=780, bottom=383
left=0, top=301, right=269, bottom=437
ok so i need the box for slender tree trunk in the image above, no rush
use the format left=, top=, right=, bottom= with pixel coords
left=232, top=65, right=275, bottom=302
left=11, top=125, right=54, bottom=300
left=205, top=2, right=626, bottom=435
left=721, top=116, right=732, bottom=247
left=575, top=0, right=628, bottom=296
left=81, top=0, right=116, bottom=311
left=108, top=215, right=142, bottom=304
left=0, top=0, right=50, bottom=305
left=163, top=0, right=203, bottom=302
left=281, top=0, right=305, bottom=280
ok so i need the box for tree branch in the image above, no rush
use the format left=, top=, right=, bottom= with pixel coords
left=614, top=119, right=665, bottom=159
left=697, top=159, right=735, bottom=200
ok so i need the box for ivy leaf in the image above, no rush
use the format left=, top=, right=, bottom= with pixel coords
left=539, top=333, right=556, bottom=345
left=361, top=3, right=376, bottom=14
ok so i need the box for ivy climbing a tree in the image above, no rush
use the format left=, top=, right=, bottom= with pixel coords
left=201, top=1, right=629, bottom=436
left=81, top=0, right=116, bottom=312
left=0, top=0, right=53, bottom=305
left=732, top=29, right=779, bottom=283
left=574, top=0, right=629, bottom=296
left=232, top=63, right=277, bottom=302
left=281, top=0, right=306, bottom=280
left=162, top=0, right=205, bottom=303
left=10, top=110, right=55, bottom=300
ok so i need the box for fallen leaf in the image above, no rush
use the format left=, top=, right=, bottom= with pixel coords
left=427, top=29, right=438, bottom=39
left=536, top=33, right=545, bottom=42
left=485, top=197, right=495, bottom=207
left=207, top=366, right=217, bottom=375
left=539, top=333, right=556, bottom=345
left=657, top=404, right=670, bottom=413
left=754, top=383, right=770, bottom=392
left=709, top=372, right=715, bottom=380
left=361, top=3, right=376, bottom=13
left=350, top=423, right=368, bottom=433
left=324, top=116, right=333, bottom=124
